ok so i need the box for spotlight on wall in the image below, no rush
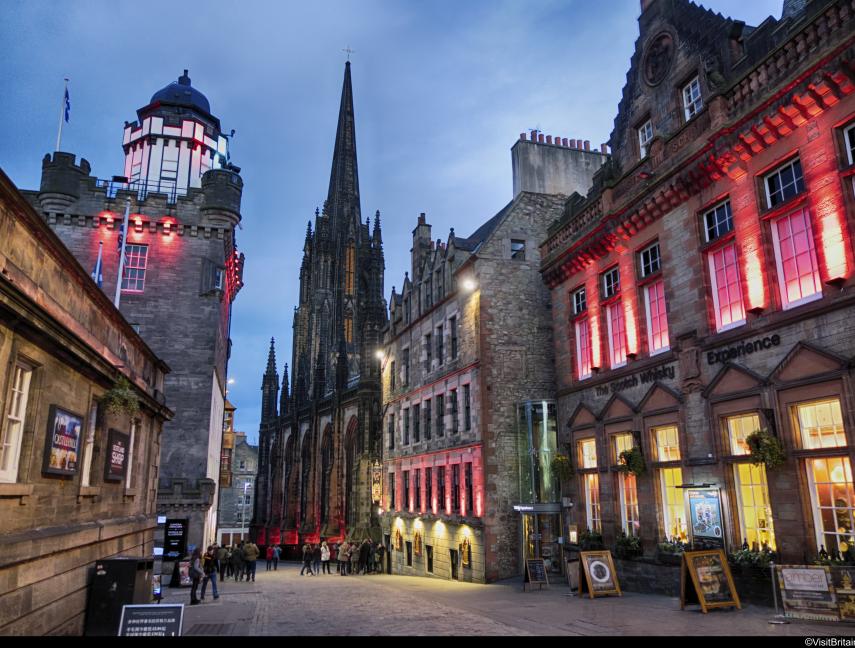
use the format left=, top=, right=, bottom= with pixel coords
left=462, top=277, right=477, bottom=292
left=375, top=349, right=385, bottom=361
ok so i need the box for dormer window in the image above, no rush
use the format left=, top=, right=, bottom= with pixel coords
left=638, top=120, right=653, bottom=158
left=682, top=76, right=703, bottom=121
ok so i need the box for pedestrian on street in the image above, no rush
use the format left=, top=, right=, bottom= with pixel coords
left=190, top=547, right=204, bottom=606
left=266, top=545, right=274, bottom=571
left=368, top=541, right=376, bottom=574
left=232, top=541, right=245, bottom=581
left=350, top=543, right=359, bottom=575
left=200, top=544, right=220, bottom=601
left=300, top=542, right=314, bottom=576
left=358, top=539, right=370, bottom=574
left=375, top=543, right=385, bottom=574
left=329, top=543, right=338, bottom=573
left=338, top=542, right=347, bottom=575
left=243, top=539, right=260, bottom=582
left=320, top=541, right=331, bottom=574
left=312, top=543, right=322, bottom=575
left=273, top=544, right=281, bottom=571
left=217, top=544, right=229, bottom=582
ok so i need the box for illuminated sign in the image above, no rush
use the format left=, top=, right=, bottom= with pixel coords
left=595, top=363, right=675, bottom=396
left=707, top=334, right=780, bottom=365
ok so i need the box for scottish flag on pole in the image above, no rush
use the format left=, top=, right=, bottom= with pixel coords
left=91, top=241, right=103, bottom=288
left=63, top=87, right=70, bottom=123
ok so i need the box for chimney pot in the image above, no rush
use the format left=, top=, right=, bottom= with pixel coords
left=569, top=139, right=577, bottom=148
left=584, top=140, right=591, bottom=151
left=538, top=133, right=545, bottom=143
left=520, top=132, right=527, bottom=141
left=562, top=138, right=569, bottom=147
left=546, top=135, right=553, bottom=145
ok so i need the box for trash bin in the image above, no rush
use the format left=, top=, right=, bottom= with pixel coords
left=84, top=557, right=154, bottom=636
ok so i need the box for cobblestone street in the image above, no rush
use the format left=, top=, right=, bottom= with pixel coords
left=157, top=563, right=855, bottom=636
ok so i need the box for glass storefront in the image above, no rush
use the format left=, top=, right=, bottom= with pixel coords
left=522, top=511, right=563, bottom=575
left=517, top=401, right=558, bottom=504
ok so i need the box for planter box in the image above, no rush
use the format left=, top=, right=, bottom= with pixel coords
left=730, top=564, right=775, bottom=607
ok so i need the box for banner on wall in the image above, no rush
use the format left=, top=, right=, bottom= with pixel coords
left=685, top=487, right=725, bottom=550
left=42, top=405, right=84, bottom=476
left=104, top=428, right=130, bottom=482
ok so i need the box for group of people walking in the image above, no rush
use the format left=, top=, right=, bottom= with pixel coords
left=300, top=539, right=386, bottom=576
left=189, top=539, right=260, bottom=605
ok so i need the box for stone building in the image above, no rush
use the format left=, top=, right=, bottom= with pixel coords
left=0, top=169, right=172, bottom=634
left=251, top=62, right=387, bottom=549
left=380, top=138, right=606, bottom=582
left=217, top=431, right=258, bottom=547
left=21, top=70, right=245, bottom=564
left=540, top=0, right=855, bottom=592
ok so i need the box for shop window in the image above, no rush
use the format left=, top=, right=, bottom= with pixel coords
left=771, top=208, right=822, bottom=310
left=726, top=413, right=762, bottom=455
left=639, top=242, right=661, bottom=278
left=575, top=318, right=593, bottom=379
left=708, top=243, right=746, bottom=332
left=796, top=399, right=847, bottom=449
left=578, top=438, right=597, bottom=469
left=584, top=473, right=602, bottom=533
left=806, top=457, right=855, bottom=556
left=703, top=200, right=733, bottom=243
left=602, top=267, right=621, bottom=299
left=121, top=244, right=149, bottom=292
left=0, top=363, right=33, bottom=483
left=645, top=280, right=670, bottom=355
left=638, top=120, right=653, bottom=158
left=511, top=239, right=526, bottom=261
left=613, top=433, right=634, bottom=462
left=764, top=158, right=805, bottom=209
left=606, top=302, right=627, bottom=368
left=682, top=75, right=703, bottom=121
left=654, top=425, right=681, bottom=462
left=661, top=467, right=687, bottom=541
left=619, top=472, right=640, bottom=537
left=734, top=462, right=776, bottom=550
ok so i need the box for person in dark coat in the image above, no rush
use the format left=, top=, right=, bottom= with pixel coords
left=300, top=542, right=314, bottom=576
left=312, top=543, right=322, bottom=575
left=358, top=539, right=370, bottom=574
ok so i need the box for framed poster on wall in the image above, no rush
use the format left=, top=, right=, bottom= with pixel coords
left=104, top=429, right=130, bottom=482
left=685, top=487, right=725, bottom=550
left=42, top=405, right=84, bottom=477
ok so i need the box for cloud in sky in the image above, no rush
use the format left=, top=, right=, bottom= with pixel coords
left=0, top=0, right=783, bottom=442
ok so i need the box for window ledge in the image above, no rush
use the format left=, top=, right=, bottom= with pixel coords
left=123, top=488, right=138, bottom=500
left=78, top=485, right=101, bottom=499
left=0, top=483, right=34, bottom=505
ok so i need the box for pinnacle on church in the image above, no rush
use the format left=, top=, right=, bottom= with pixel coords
left=279, top=362, right=290, bottom=415
left=265, top=337, right=277, bottom=374
left=373, top=209, right=382, bottom=241
left=326, top=60, right=360, bottom=222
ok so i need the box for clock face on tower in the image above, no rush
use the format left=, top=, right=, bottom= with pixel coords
left=642, top=32, right=675, bottom=86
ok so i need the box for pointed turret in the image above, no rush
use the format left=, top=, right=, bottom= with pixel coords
left=373, top=209, right=382, bottom=244
left=260, top=337, right=279, bottom=423
left=279, top=362, right=290, bottom=417
left=326, top=61, right=360, bottom=225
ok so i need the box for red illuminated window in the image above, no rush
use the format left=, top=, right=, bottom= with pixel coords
left=708, top=243, right=745, bottom=332
left=606, top=302, right=627, bottom=368
left=121, top=244, right=149, bottom=292
left=771, top=208, right=822, bottom=309
left=845, top=123, right=855, bottom=165
left=645, top=280, right=670, bottom=354
left=764, top=158, right=805, bottom=209
left=575, top=318, right=593, bottom=379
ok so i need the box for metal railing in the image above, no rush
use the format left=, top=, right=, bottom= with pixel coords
left=95, top=177, right=188, bottom=204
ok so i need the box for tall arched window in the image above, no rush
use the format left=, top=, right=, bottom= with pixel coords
left=345, top=243, right=356, bottom=295
left=344, top=417, right=358, bottom=528
left=320, top=427, right=333, bottom=525
left=300, top=434, right=312, bottom=524
left=345, top=314, right=353, bottom=344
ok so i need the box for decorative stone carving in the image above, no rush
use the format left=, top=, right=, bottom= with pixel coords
left=643, top=33, right=675, bottom=86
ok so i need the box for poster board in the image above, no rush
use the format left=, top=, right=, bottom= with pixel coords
left=685, top=488, right=725, bottom=550
left=42, top=405, right=84, bottom=476
left=119, top=604, right=184, bottom=636
left=523, top=559, right=549, bottom=591
left=579, top=550, right=622, bottom=599
left=776, top=565, right=839, bottom=622
left=164, top=519, right=188, bottom=560
left=680, top=549, right=740, bottom=613
left=104, top=429, right=130, bottom=482
left=831, top=567, right=855, bottom=621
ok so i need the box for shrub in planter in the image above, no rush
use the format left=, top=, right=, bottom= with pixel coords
left=615, top=531, right=642, bottom=558
left=100, top=376, right=140, bottom=419
left=729, top=547, right=776, bottom=577
left=579, top=528, right=604, bottom=550
left=745, top=428, right=786, bottom=470
left=655, top=538, right=687, bottom=565
left=616, top=447, right=646, bottom=476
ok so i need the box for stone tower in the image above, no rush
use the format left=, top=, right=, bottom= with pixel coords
left=252, top=61, right=387, bottom=548
left=24, top=70, right=245, bottom=560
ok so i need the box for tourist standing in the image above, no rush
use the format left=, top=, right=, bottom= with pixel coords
left=338, top=542, right=348, bottom=575
left=312, top=543, right=322, bottom=575
left=300, top=542, right=313, bottom=575
left=320, top=541, right=330, bottom=574
left=273, top=544, right=281, bottom=571
left=190, top=547, right=204, bottom=605
left=266, top=545, right=274, bottom=571
left=217, top=544, right=229, bottom=581
left=350, top=543, right=359, bottom=575
left=243, top=539, right=260, bottom=582
left=232, top=541, right=245, bottom=581
left=201, top=545, right=220, bottom=601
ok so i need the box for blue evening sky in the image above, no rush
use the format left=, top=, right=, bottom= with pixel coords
left=0, top=0, right=783, bottom=443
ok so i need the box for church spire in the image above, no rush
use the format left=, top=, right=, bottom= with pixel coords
left=279, top=362, right=290, bottom=417
left=326, top=61, right=360, bottom=224
left=261, top=337, right=279, bottom=423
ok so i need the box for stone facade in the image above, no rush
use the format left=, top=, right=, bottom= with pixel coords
left=0, top=170, right=171, bottom=634
left=217, top=432, right=258, bottom=546
left=380, top=139, right=606, bottom=582
left=21, top=72, right=244, bottom=563
left=541, top=0, right=855, bottom=586
left=252, top=62, right=387, bottom=549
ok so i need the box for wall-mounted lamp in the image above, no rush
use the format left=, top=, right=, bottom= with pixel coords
left=462, top=277, right=477, bottom=292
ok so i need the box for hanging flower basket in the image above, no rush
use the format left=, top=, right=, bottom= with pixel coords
left=550, top=454, right=574, bottom=482
left=617, top=447, right=646, bottom=476
left=100, top=376, right=140, bottom=419
left=745, top=428, right=786, bottom=470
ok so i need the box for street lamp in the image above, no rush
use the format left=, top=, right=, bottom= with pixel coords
left=461, top=277, right=477, bottom=292
left=241, top=481, right=250, bottom=541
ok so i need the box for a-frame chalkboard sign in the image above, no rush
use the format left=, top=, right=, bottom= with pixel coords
left=578, top=551, right=622, bottom=599
left=680, top=549, right=741, bottom=613
left=523, top=558, right=549, bottom=591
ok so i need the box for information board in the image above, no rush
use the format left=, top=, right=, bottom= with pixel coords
left=777, top=565, right=839, bottom=622
left=680, top=549, right=741, bottom=613
left=164, top=518, right=188, bottom=560
left=524, top=559, right=549, bottom=591
left=685, top=487, right=725, bottom=550
left=119, top=604, right=184, bottom=636
left=579, top=550, right=622, bottom=599
left=103, top=429, right=130, bottom=482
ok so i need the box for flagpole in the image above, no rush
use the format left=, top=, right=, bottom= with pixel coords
left=92, top=241, right=104, bottom=288
left=55, top=78, right=68, bottom=152
left=114, top=199, right=131, bottom=308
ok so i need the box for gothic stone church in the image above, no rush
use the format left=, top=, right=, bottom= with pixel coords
left=251, top=62, right=387, bottom=548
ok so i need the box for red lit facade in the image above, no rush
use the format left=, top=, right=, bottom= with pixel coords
left=541, top=0, right=855, bottom=584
